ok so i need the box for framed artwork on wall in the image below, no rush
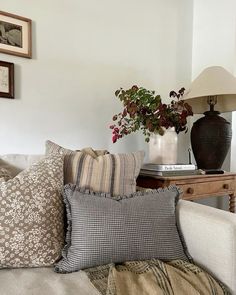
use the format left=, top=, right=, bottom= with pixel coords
left=0, top=61, right=14, bottom=98
left=0, top=11, right=32, bottom=58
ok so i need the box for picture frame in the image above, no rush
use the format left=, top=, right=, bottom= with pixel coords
left=0, top=60, right=14, bottom=98
left=0, top=11, right=32, bottom=58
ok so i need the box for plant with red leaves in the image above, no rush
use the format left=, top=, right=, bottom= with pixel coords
left=110, top=85, right=193, bottom=143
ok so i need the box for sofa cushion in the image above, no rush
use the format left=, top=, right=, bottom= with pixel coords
left=0, top=154, right=64, bottom=268
left=46, top=140, right=144, bottom=196
left=0, top=267, right=99, bottom=295
left=55, top=185, right=190, bottom=273
left=0, top=154, right=44, bottom=177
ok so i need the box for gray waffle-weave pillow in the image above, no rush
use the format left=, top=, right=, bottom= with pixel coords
left=55, top=185, right=190, bottom=273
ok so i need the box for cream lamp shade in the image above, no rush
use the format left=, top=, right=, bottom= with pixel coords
left=183, top=66, right=236, bottom=113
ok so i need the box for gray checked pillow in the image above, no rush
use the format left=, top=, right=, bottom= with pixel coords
left=55, top=185, right=190, bottom=273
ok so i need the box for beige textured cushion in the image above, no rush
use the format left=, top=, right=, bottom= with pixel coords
left=0, top=154, right=64, bottom=268
left=45, top=140, right=144, bottom=196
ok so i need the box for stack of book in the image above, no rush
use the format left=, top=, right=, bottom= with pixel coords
left=140, top=163, right=202, bottom=177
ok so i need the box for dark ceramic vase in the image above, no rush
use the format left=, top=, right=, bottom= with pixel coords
left=191, top=111, right=232, bottom=170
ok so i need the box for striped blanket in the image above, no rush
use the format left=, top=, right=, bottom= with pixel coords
left=84, top=259, right=229, bottom=295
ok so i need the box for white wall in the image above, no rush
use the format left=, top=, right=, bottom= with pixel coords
left=0, top=0, right=193, bottom=157
left=192, top=0, right=236, bottom=78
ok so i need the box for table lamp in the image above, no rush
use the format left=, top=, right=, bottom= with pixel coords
left=183, top=66, right=236, bottom=171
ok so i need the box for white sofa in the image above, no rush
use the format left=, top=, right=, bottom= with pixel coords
left=0, top=154, right=236, bottom=295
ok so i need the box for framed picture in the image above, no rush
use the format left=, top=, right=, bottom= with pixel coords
left=0, top=61, right=14, bottom=98
left=0, top=11, right=32, bottom=58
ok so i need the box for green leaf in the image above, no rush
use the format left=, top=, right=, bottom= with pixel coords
left=115, top=90, right=120, bottom=97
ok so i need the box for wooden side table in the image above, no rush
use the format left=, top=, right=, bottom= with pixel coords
left=137, top=172, right=236, bottom=213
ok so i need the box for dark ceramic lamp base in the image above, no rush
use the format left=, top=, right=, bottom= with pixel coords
left=191, top=110, right=232, bottom=170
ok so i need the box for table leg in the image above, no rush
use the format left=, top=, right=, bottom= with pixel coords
left=229, top=194, right=236, bottom=213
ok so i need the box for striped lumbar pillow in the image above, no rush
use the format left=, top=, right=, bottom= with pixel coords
left=55, top=185, right=190, bottom=273
left=45, top=140, right=144, bottom=196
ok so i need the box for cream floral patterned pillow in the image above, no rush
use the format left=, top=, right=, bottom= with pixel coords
left=0, top=154, right=64, bottom=268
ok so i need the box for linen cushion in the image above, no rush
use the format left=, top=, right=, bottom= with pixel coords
left=0, top=155, right=44, bottom=177
left=0, top=154, right=64, bottom=268
left=178, top=200, right=236, bottom=295
left=46, top=140, right=144, bottom=196
left=55, top=185, right=190, bottom=273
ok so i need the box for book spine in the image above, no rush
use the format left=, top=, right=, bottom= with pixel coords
left=161, top=170, right=199, bottom=176
left=142, top=165, right=196, bottom=171
left=140, top=169, right=202, bottom=177
left=140, top=171, right=162, bottom=176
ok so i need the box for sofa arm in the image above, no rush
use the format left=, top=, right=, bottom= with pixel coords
left=177, top=200, right=236, bottom=295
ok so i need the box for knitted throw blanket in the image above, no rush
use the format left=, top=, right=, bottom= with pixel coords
left=84, top=259, right=229, bottom=295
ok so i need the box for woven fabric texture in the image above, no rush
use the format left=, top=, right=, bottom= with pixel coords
left=0, top=166, right=12, bottom=181
left=0, top=154, right=64, bottom=268
left=45, top=140, right=144, bottom=196
left=55, top=185, right=190, bottom=273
